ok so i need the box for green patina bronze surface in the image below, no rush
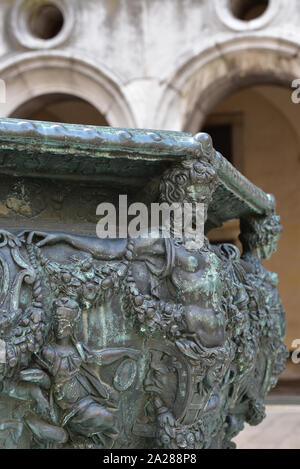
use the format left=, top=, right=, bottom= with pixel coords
left=0, top=118, right=287, bottom=449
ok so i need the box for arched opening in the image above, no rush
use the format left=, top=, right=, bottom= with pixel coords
left=201, top=84, right=300, bottom=394
left=10, top=93, right=109, bottom=126
left=156, top=41, right=299, bottom=132
left=0, top=53, right=136, bottom=127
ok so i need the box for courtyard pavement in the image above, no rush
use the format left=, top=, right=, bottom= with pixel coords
left=233, top=406, right=300, bottom=449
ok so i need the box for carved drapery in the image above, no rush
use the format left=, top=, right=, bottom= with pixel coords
left=0, top=121, right=287, bottom=449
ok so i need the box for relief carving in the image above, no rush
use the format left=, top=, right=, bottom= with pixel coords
left=0, top=158, right=288, bottom=449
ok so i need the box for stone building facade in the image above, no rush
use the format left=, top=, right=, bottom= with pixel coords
left=0, top=0, right=299, bottom=356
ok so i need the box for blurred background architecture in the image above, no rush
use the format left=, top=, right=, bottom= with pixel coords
left=0, top=0, right=299, bottom=433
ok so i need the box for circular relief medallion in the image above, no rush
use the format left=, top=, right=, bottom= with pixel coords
left=113, top=358, right=138, bottom=392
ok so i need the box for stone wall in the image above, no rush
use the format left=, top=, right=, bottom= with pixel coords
left=0, top=0, right=298, bottom=129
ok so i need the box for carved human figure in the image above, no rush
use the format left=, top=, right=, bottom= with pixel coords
left=239, top=212, right=286, bottom=341
left=20, top=296, right=140, bottom=448
left=229, top=213, right=288, bottom=427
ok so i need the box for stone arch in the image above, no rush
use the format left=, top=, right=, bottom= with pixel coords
left=0, top=52, right=136, bottom=128
left=10, top=93, right=109, bottom=126
left=156, top=37, right=300, bottom=132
